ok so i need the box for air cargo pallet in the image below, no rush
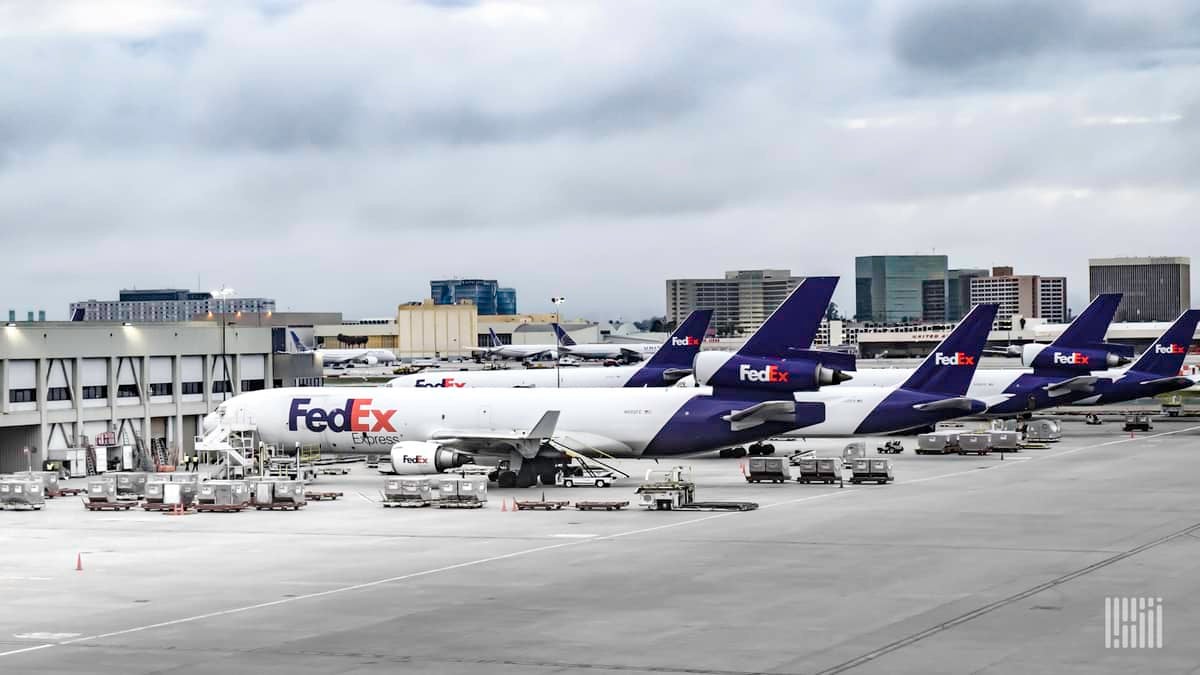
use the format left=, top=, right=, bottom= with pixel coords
left=434, top=499, right=484, bottom=509
left=83, top=500, right=138, bottom=511
left=195, top=503, right=249, bottom=513
left=254, top=502, right=307, bottom=511
left=1, top=504, right=44, bottom=511
left=304, top=491, right=344, bottom=501
left=574, top=501, right=629, bottom=511
left=746, top=475, right=788, bottom=484
left=514, top=500, right=570, bottom=511
left=58, top=488, right=87, bottom=497
left=956, top=448, right=992, bottom=456
left=848, top=477, right=894, bottom=485
left=318, top=468, right=350, bottom=476
left=797, top=478, right=840, bottom=485
left=382, top=500, right=430, bottom=508
left=674, top=502, right=758, bottom=512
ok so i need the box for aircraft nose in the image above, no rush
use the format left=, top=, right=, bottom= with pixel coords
left=202, top=411, right=219, bottom=434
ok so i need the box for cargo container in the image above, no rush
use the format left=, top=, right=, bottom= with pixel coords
left=989, top=431, right=1022, bottom=452
left=113, top=472, right=148, bottom=497
left=432, top=475, right=488, bottom=507
left=1024, top=419, right=1061, bottom=442
left=957, top=433, right=992, bottom=455
left=6, top=471, right=60, bottom=497
left=198, top=480, right=250, bottom=507
left=87, top=476, right=120, bottom=503
left=0, top=477, right=45, bottom=510
left=850, top=458, right=893, bottom=484
left=797, top=458, right=842, bottom=484
left=917, top=433, right=961, bottom=455
left=746, top=456, right=791, bottom=483
left=382, top=477, right=435, bottom=507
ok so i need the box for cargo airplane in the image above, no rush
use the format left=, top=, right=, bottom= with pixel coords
left=204, top=278, right=990, bottom=487
left=551, top=324, right=660, bottom=362
left=290, top=331, right=397, bottom=366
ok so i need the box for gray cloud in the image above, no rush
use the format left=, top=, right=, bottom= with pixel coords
left=0, top=0, right=1197, bottom=320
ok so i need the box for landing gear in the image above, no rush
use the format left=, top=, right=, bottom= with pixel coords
left=746, top=443, right=776, bottom=456
left=719, top=447, right=748, bottom=459
left=497, top=471, right=518, bottom=488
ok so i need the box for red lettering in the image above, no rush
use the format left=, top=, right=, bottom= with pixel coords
left=371, top=408, right=397, bottom=432
left=350, top=398, right=372, bottom=432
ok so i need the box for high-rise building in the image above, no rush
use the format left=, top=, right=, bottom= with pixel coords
left=947, top=268, right=988, bottom=321
left=969, top=267, right=1068, bottom=323
left=855, top=255, right=948, bottom=324
left=1089, top=257, right=1191, bottom=322
left=666, top=269, right=802, bottom=336
left=429, top=279, right=517, bottom=316
left=70, top=289, right=275, bottom=323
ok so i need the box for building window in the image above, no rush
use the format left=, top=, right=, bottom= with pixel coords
left=212, top=381, right=232, bottom=394
left=47, top=387, right=71, bottom=401
left=8, top=388, right=36, bottom=403
left=149, top=383, right=173, bottom=397
left=241, top=379, right=265, bottom=392
left=83, top=385, right=108, bottom=400
left=117, top=384, right=140, bottom=398
left=181, top=382, right=203, bottom=395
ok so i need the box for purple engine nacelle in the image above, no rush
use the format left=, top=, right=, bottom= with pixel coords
left=695, top=350, right=854, bottom=393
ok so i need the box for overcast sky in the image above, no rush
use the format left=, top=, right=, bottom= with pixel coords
left=2, top=0, right=1198, bottom=322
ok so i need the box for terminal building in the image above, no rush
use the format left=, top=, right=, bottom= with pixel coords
left=1089, top=256, right=1191, bottom=322
left=0, top=321, right=320, bottom=474
left=666, top=269, right=802, bottom=337
left=969, top=266, right=1068, bottom=324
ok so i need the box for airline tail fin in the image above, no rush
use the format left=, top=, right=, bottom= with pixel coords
left=1050, top=293, right=1132, bottom=357
left=551, top=323, right=577, bottom=347
left=735, top=276, right=838, bottom=358
left=901, top=303, right=998, bottom=396
left=642, top=310, right=713, bottom=369
left=1128, top=309, right=1200, bottom=376
left=290, top=331, right=311, bottom=353
left=488, top=328, right=501, bottom=348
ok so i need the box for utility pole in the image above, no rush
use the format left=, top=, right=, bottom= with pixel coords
left=551, top=297, right=566, bottom=388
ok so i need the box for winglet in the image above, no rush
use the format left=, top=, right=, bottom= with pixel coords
left=901, top=303, right=998, bottom=396
left=525, top=410, right=560, bottom=440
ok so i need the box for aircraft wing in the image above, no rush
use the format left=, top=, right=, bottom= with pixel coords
left=723, top=400, right=796, bottom=432
left=429, top=411, right=559, bottom=457
left=318, top=352, right=360, bottom=365
left=1043, top=375, right=1102, bottom=397
left=912, top=396, right=983, bottom=413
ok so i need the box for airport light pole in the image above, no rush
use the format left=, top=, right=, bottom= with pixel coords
left=551, top=297, right=566, bottom=388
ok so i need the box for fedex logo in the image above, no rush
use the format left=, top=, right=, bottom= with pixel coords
left=671, top=336, right=700, bottom=347
left=1155, top=344, right=1186, bottom=355
left=933, top=352, right=975, bottom=366
left=288, top=398, right=397, bottom=433
left=399, top=455, right=428, bottom=464
left=1052, top=352, right=1090, bottom=365
left=739, top=363, right=790, bottom=383
left=415, top=378, right=467, bottom=388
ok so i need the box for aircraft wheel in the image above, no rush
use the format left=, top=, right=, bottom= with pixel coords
left=497, top=471, right=517, bottom=488
left=539, top=468, right=559, bottom=486
left=747, top=444, right=763, bottom=456
left=761, top=444, right=776, bottom=456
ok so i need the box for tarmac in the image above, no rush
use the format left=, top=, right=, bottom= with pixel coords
left=2, top=418, right=1199, bottom=674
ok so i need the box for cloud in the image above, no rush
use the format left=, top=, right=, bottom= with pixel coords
left=0, top=0, right=1197, bottom=320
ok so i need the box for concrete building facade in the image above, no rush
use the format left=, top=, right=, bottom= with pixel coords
left=0, top=322, right=318, bottom=474
left=1089, top=256, right=1191, bottom=322
left=969, top=267, right=1068, bottom=323
left=71, top=289, right=275, bottom=322
left=666, top=269, right=802, bottom=337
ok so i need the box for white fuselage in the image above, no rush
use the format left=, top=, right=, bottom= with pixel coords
left=389, top=366, right=643, bottom=389
left=478, top=344, right=558, bottom=360
left=317, top=348, right=397, bottom=365
left=211, top=386, right=706, bottom=458
left=786, top=386, right=897, bottom=436
left=561, top=343, right=659, bottom=360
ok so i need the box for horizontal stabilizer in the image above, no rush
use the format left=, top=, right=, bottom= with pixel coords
left=661, top=368, right=693, bottom=382
left=912, top=397, right=982, bottom=413
left=1137, top=376, right=1195, bottom=389
left=1043, top=375, right=1101, bottom=397
left=723, top=400, right=796, bottom=432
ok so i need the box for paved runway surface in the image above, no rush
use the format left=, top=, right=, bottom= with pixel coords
left=2, top=420, right=1198, bottom=674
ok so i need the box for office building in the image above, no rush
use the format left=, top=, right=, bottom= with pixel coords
left=0, top=322, right=320, bottom=474
left=70, top=289, right=275, bottom=323
left=947, top=269, right=988, bottom=321
left=1089, top=257, right=1191, bottom=322
left=855, top=256, right=948, bottom=324
left=666, top=269, right=802, bottom=337
left=969, top=267, right=1068, bottom=323
left=430, top=279, right=517, bottom=316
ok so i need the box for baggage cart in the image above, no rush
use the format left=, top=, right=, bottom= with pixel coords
left=957, top=433, right=992, bottom=455
left=382, top=477, right=434, bottom=507
left=796, top=458, right=842, bottom=484
left=849, top=458, right=893, bottom=484
left=745, top=456, right=791, bottom=483
left=0, top=477, right=45, bottom=510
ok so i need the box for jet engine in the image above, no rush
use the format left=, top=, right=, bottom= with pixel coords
left=1021, top=343, right=1130, bottom=370
left=361, top=355, right=380, bottom=366
left=693, top=351, right=853, bottom=392
left=389, top=441, right=470, bottom=475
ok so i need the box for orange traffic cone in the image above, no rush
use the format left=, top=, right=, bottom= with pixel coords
left=501, top=498, right=508, bottom=512
left=75, top=553, right=82, bottom=572
left=739, top=462, right=746, bottom=476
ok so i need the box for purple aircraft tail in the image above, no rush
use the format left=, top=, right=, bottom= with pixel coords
left=901, top=303, right=998, bottom=396
left=488, top=328, right=502, bottom=348
left=624, top=310, right=714, bottom=387
left=1128, top=309, right=1200, bottom=376
left=551, top=323, right=577, bottom=347
left=736, top=277, right=837, bottom=358
left=1049, top=293, right=1132, bottom=357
